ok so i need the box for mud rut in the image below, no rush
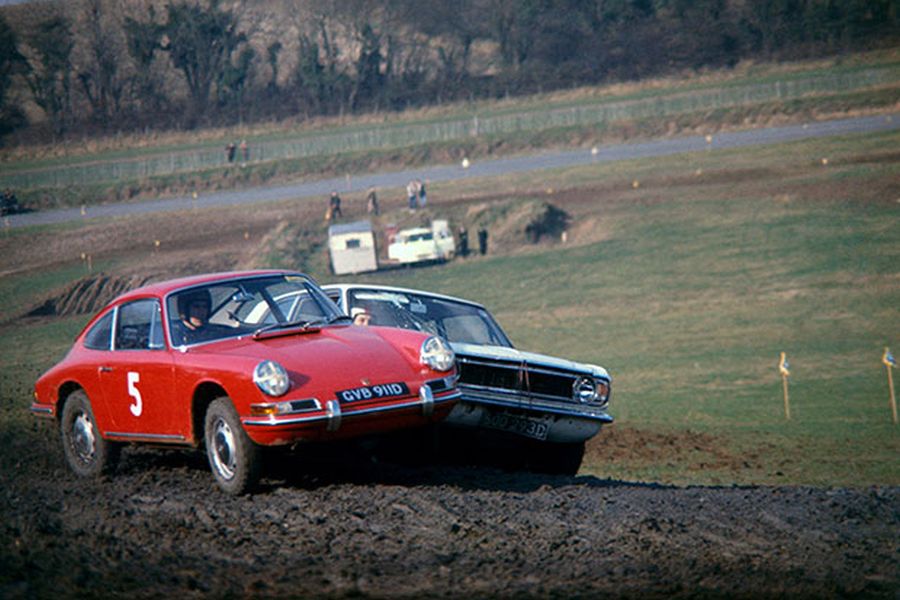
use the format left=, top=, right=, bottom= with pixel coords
left=2, top=432, right=898, bottom=599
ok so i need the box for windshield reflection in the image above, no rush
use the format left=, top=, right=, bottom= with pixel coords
left=346, top=289, right=512, bottom=347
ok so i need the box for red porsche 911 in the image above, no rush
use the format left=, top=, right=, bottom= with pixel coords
left=31, top=270, right=459, bottom=494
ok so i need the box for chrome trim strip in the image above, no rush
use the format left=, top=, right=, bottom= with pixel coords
left=459, top=390, right=613, bottom=422
left=105, top=432, right=187, bottom=441
left=460, top=382, right=605, bottom=407
left=458, top=356, right=606, bottom=381
left=30, top=404, right=54, bottom=416
left=243, top=390, right=461, bottom=427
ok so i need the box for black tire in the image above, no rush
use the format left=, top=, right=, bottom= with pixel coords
left=529, top=441, right=585, bottom=476
left=204, top=397, right=262, bottom=495
left=60, top=389, right=120, bottom=477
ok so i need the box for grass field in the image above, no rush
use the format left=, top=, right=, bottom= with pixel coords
left=328, top=129, right=900, bottom=486
left=1, top=126, right=897, bottom=488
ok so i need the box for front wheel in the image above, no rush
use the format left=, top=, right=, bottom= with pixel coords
left=60, top=389, right=120, bottom=477
left=204, top=397, right=262, bottom=494
left=528, top=441, right=585, bottom=476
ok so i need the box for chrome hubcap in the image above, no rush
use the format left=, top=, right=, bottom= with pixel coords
left=211, top=418, right=237, bottom=480
left=72, top=412, right=96, bottom=463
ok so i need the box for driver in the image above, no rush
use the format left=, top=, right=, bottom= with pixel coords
left=172, top=289, right=216, bottom=345
left=351, top=307, right=372, bottom=326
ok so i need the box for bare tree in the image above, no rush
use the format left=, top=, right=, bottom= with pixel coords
left=161, top=0, right=248, bottom=127
left=0, top=14, right=27, bottom=137
left=75, top=0, right=127, bottom=126
left=22, top=14, right=74, bottom=136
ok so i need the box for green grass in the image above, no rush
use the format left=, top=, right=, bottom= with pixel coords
left=329, top=131, right=900, bottom=487
left=2, top=127, right=897, bottom=488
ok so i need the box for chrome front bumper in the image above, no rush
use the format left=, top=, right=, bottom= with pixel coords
left=445, top=386, right=613, bottom=443
left=242, top=387, right=459, bottom=430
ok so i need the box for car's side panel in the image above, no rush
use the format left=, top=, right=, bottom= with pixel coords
left=98, top=350, right=180, bottom=440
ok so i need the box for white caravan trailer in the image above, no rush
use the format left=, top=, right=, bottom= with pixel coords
left=328, top=220, right=378, bottom=275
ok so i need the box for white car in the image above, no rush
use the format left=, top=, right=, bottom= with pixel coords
left=387, top=221, right=455, bottom=265
left=323, top=284, right=612, bottom=474
left=387, top=227, right=441, bottom=264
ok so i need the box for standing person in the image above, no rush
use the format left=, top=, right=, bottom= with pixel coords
left=478, top=227, right=488, bottom=255
left=406, top=180, right=419, bottom=210
left=226, top=142, right=236, bottom=163
left=366, top=187, right=380, bottom=216
left=240, top=139, right=249, bottom=163
left=418, top=179, right=427, bottom=208
left=458, top=226, right=469, bottom=257
left=329, top=191, right=343, bottom=220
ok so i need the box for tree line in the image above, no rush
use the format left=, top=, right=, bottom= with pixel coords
left=0, top=0, right=897, bottom=143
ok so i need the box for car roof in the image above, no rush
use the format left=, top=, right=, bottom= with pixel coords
left=114, top=270, right=303, bottom=303
left=322, top=283, right=487, bottom=310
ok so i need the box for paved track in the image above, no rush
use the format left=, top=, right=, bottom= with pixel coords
left=6, top=113, right=898, bottom=229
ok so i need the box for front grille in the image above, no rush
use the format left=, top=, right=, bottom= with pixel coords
left=459, top=361, right=519, bottom=390
left=458, top=357, right=579, bottom=402
left=289, top=399, right=319, bottom=412
left=426, top=377, right=452, bottom=393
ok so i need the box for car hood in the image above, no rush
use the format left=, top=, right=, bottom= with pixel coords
left=183, top=326, right=425, bottom=381
left=450, top=341, right=609, bottom=380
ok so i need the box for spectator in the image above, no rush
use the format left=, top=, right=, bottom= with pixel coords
left=240, top=139, right=249, bottom=163
left=458, top=226, right=469, bottom=257
left=418, top=179, right=427, bottom=208
left=366, top=187, right=380, bottom=216
left=226, top=142, right=236, bottom=163
left=478, top=227, right=488, bottom=255
left=406, top=180, right=419, bottom=210
left=328, top=191, right=343, bottom=220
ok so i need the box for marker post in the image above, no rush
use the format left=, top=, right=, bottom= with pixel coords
left=779, top=352, right=791, bottom=420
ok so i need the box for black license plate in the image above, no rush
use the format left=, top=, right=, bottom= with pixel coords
left=337, top=382, right=410, bottom=403
left=480, top=412, right=550, bottom=441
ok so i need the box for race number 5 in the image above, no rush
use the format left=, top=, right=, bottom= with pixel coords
left=127, top=371, right=143, bottom=417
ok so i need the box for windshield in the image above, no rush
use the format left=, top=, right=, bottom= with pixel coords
left=346, top=289, right=512, bottom=347
left=167, top=274, right=341, bottom=346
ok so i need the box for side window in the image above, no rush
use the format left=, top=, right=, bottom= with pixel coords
left=115, top=299, right=164, bottom=351
left=83, top=312, right=114, bottom=350
left=325, top=290, right=343, bottom=309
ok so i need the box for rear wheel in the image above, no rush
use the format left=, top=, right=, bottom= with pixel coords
left=204, top=397, right=261, bottom=494
left=60, top=389, right=120, bottom=477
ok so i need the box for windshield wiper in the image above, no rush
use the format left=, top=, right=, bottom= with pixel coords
left=305, top=314, right=353, bottom=328
left=252, top=319, right=311, bottom=337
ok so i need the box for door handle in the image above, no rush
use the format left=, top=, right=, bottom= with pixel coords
left=98, top=366, right=113, bottom=373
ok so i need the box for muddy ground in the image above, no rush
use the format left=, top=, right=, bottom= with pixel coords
left=2, top=172, right=899, bottom=598
left=1, top=425, right=898, bottom=599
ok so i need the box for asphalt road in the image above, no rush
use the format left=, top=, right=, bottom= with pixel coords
left=6, top=113, right=898, bottom=229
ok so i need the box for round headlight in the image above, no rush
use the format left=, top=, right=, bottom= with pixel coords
left=573, top=376, right=598, bottom=403
left=253, top=360, right=290, bottom=397
left=420, top=336, right=455, bottom=372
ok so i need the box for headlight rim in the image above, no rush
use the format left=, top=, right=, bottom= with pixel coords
left=420, top=336, right=455, bottom=372
left=253, top=360, right=290, bottom=397
left=572, top=376, right=599, bottom=404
